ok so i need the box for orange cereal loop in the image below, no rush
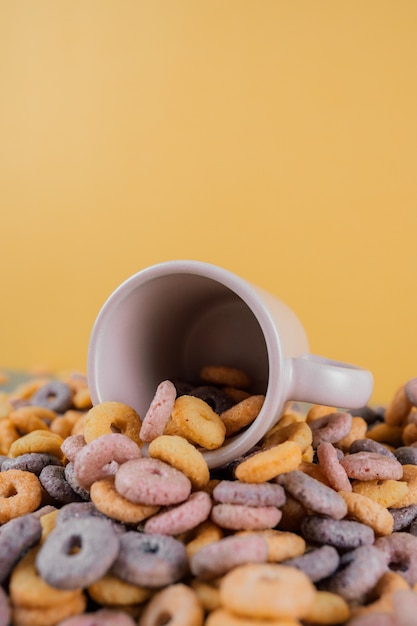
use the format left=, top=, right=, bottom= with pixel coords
left=234, top=441, right=302, bottom=483
left=402, top=422, right=417, bottom=446
left=10, top=405, right=57, bottom=424
left=205, top=608, right=302, bottom=626
left=306, top=404, right=336, bottom=423
left=11, top=593, right=87, bottom=626
left=220, top=395, right=265, bottom=437
left=352, top=478, right=409, bottom=508
left=190, top=579, right=221, bottom=613
left=339, top=490, right=394, bottom=536
left=262, top=421, right=312, bottom=453
left=148, top=434, right=210, bottom=489
left=366, top=422, right=404, bottom=447
left=8, top=429, right=64, bottom=459
left=299, top=461, right=331, bottom=485
left=71, top=413, right=86, bottom=436
left=171, top=395, right=226, bottom=450
left=83, top=401, right=142, bottom=447
left=336, top=416, right=368, bottom=453
left=39, top=509, right=59, bottom=543
left=222, top=386, right=251, bottom=403
left=200, top=365, right=251, bottom=389
left=0, top=417, right=19, bottom=454
left=9, top=410, right=49, bottom=435
left=88, top=572, right=151, bottom=606
left=185, top=521, right=224, bottom=559
left=72, top=386, right=92, bottom=410
left=49, top=415, right=77, bottom=439
left=303, top=591, right=350, bottom=625
left=385, top=384, right=412, bottom=426
left=0, top=470, right=42, bottom=523
left=236, top=530, right=306, bottom=563
left=90, top=476, right=159, bottom=524
left=138, top=583, right=204, bottom=626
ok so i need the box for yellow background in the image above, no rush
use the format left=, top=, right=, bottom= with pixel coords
left=0, top=1, right=416, bottom=404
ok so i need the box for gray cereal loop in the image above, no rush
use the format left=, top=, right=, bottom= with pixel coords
left=30, top=380, right=73, bottom=413
left=278, top=470, right=347, bottom=519
left=0, top=514, right=42, bottom=583
left=36, top=517, right=120, bottom=589
left=111, top=531, right=188, bottom=588
left=64, top=462, right=91, bottom=501
left=283, top=545, right=340, bottom=582
left=1, top=452, right=63, bottom=475
left=301, top=515, right=375, bottom=549
left=389, top=505, right=417, bottom=531
left=394, top=446, right=417, bottom=465
left=324, top=545, right=388, bottom=601
left=349, top=438, right=396, bottom=459
left=39, top=464, right=83, bottom=504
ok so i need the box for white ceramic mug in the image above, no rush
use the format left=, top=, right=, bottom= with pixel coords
left=87, top=260, right=374, bottom=468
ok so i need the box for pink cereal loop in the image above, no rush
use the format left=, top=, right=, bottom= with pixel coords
left=139, top=380, right=177, bottom=443
left=143, top=491, right=212, bottom=535
left=317, top=442, right=352, bottom=492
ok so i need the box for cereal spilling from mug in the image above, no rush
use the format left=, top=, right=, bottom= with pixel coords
left=1, top=366, right=417, bottom=625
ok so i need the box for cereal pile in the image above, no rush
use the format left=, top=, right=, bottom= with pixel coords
left=1, top=367, right=417, bottom=625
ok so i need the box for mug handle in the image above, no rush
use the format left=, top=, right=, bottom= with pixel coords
left=287, top=354, right=374, bottom=408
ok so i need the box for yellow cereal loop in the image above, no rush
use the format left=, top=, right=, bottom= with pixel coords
left=366, top=423, right=403, bottom=447
left=190, top=579, right=221, bottom=613
left=390, top=464, right=417, bottom=508
left=185, top=521, right=224, bottom=559
left=83, top=401, right=142, bottom=446
left=8, top=429, right=64, bottom=459
left=11, top=594, right=87, bottom=626
left=336, top=416, right=368, bottom=452
left=0, top=417, right=19, bottom=454
left=339, top=490, right=394, bottom=536
left=352, top=478, right=409, bottom=508
left=306, top=405, right=336, bottom=423
left=235, top=441, right=302, bottom=484
left=262, top=421, right=312, bottom=453
left=88, top=573, right=151, bottom=606
left=72, top=386, right=92, bottom=410
left=39, top=509, right=59, bottom=543
left=9, top=410, right=49, bottom=434
left=148, top=434, right=210, bottom=489
left=170, top=395, right=226, bottom=450
left=402, top=422, right=417, bottom=446
left=303, top=591, right=350, bottom=625
left=11, top=405, right=57, bottom=424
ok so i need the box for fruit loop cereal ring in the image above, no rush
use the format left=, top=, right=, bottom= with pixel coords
left=237, top=529, right=306, bottom=563
left=375, top=532, right=417, bottom=584
left=220, top=395, right=265, bottom=438
left=349, top=438, right=396, bottom=458
left=384, top=384, right=412, bottom=426
left=170, top=395, right=226, bottom=450
left=189, top=534, right=268, bottom=580
left=57, top=609, right=137, bottom=626
left=0, top=587, right=10, bottom=626
left=309, top=411, right=353, bottom=448
left=115, top=457, right=191, bottom=506
left=87, top=572, right=151, bottom=607
left=30, top=380, right=73, bottom=413
left=235, top=441, right=302, bottom=483
left=395, top=445, right=417, bottom=465
left=200, top=365, right=251, bottom=389
left=11, top=404, right=58, bottom=423
left=56, top=501, right=107, bottom=525
left=339, top=490, right=394, bottom=536
left=283, top=545, right=340, bottom=582
left=190, top=385, right=235, bottom=414
left=72, top=387, right=92, bottom=411
left=61, top=434, right=87, bottom=462
left=206, top=609, right=302, bottom=626
left=64, top=462, right=91, bottom=501
left=301, top=516, right=375, bottom=549
left=278, top=470, right=348, bottom=520
left=262, top=420, right=312, bottom=453
left=211, top=503, right=282, bottom=531
left=352, top=478, right=409, bottom=508
left=213, top=479, right=286, bottom=508
left=91, top=476, right=159, bottom=524
left=0, top=417, right=19, bottom=454
left=0, top=469, right=42, bottom=523
left=340, top=451, right=404, bottom=481
left=185, top=520, right=224, bottom=559
left=220, top=563, right=316, bottom=620
left=9, top=547, right=83, bottom=609
left=317, top=442, right=352, bottom=492
left=12, top=593, right=87, bottom=626
left=9, top=409, right=49, bottom=434
left=83, top=401, right=143, bottom=447
left=74, top=432, right=142, bottom=490
left=148, top=435, right=210, bottom=489
left=390, top=504, right=417, bottom=531
left=367, top=422, right=403, bottom=448
left=144, top=490, right=212, bottom=535
left=39, top=465, right=82, bottom=504
left=8, top=429, right=64, bottom=460
left=336, top=416, right=368, bottom=453
left=390, top=464, right=417, bottom=508
left=222, top=386, right=251, bottom=403
left=1, top=451, right=63, bottom=475
left=139, top=380, right=177, bottom=443
left=304, top=590, right=350, bottom=625
left=36, top=517, right=120, bottom=589
left=111, top=531, right=188, bottom=588
left=137, top=583, right=204, bottom=626
left=0, top=514, right=42, bottom=583
left=350, top=571, right=409, bottom=620
left=325, top=545, right=388, bottom=601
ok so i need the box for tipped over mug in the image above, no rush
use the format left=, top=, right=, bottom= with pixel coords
left=87, top=260, right=374, bottom=468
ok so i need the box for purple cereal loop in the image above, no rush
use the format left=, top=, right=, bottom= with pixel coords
left=211, top=503, right=282, bottom=531
left=340, top=451, right=404, bottom=481
left=283, top=545, right=340, bottom=582
left=61, top=434, right=86, bottom=462
left=64, top=462, right=91, bottom=501
left=111, top=531, right=188, bottom=588
left=309, top=411, right=353, bottom=448
left=39, top=464, right=82, bottom=504
left=395, top=446, right=417, bottom=465
left=56, top=501, right=107, bottom=524
left=115, top=457, right=191, bottom=506
left=36, top=517, right=120, bottom=589
left=389, top=504, right=417, bottom=531
left=301, top=515, right=375, bottom=549
left=74, top=433, right=142, bottom=489
left=278, top=470, right=348, bottom=519
left=0, top=586, right=10, bottom=626
left=374, top=532, right=417, bottom=585
left=349, top=438, right=396, bottom=459
left=189, top=534, right=268, bottom=580
left=30, top=380, right=73, bottom=413
left=1, top=452, right=63, bottom=475
left=212, top=479, right=286, bottom=507
left=143, top=491, right=212, bottom=535
left=139, top=380, right=177, bottom=443
left=0, top=514, right=42, bottom=583
left=325, top=545, right=388, bottom=601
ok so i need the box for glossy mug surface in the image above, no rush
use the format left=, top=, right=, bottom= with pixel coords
left=87, top=260, right=374, bottom=467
